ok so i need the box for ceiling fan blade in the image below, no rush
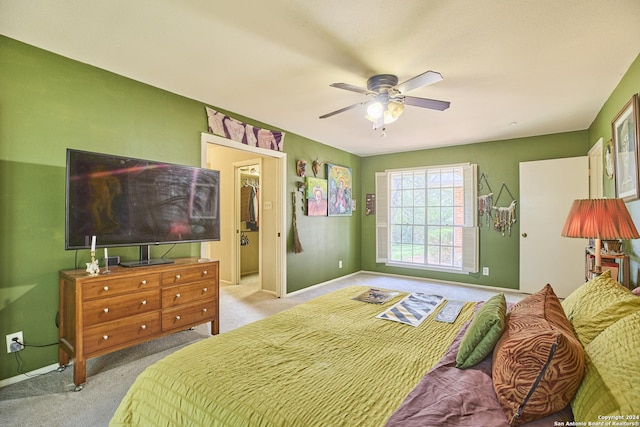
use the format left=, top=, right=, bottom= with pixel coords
left=394, top=70, right=443, bottom=94
left=330, top=82, right=377, bottom=96
left=319, top=101, right=369, bottom=119
left=403, top=96, right=450, bottom=111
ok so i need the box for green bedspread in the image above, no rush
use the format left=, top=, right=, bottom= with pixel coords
left=111, top=286, right=475, bottom=426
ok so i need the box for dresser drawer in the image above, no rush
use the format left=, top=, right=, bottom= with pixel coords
left=83, top=289, right=160, bottom=326
left=83, top=273, right=160, bottom=300
left=83, top=311, right=161, bottom=356
left=162, top=280, right=215, bottom=308
left=162, top=300, right=215, bottom=332
left=161, top=264, right=216, bottom=286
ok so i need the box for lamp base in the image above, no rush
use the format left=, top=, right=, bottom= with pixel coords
left=590, top=265, right=603, bottom=277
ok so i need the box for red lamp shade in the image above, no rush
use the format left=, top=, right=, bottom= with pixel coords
left=562, top=198, right=639, bottom=276
left=561, top=199, right=640, bottom=240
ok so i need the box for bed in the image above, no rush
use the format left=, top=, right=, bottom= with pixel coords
left=111, top=276, right=640, bottom=426
left=110, top=286, right=475, bottom=426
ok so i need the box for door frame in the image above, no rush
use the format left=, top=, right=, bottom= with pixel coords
left=200, top=132, right=287, bottom=297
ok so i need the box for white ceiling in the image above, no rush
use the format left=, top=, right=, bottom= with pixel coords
left=2, top=0, right=639, bottom=156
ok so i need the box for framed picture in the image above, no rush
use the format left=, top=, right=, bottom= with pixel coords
left=612, top=94, right=640, bottom=201
left=306, top=177, right=328, bottom=216
left=327, top=163, right=352, bottom=216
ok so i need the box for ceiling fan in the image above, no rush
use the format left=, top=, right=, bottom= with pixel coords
left=319, top=70, right=450, bottom=129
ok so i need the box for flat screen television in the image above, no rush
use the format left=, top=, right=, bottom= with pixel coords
left=65, top=149, right=220, bottom=267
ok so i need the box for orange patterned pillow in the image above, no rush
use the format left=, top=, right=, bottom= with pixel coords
left=492, top=284, right=585, bottom=426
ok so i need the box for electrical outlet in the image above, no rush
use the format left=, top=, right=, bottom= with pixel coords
left=482, top=267, right=490, bottom=276
left=6, top=331, right=24, bottom=353
left=338, top=260, right=343, bottom=269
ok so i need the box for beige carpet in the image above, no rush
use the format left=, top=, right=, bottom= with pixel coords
left=0, top=272, right=525, bottom=426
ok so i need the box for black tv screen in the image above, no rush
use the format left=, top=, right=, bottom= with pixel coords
left=65, top=149, right=220, bottom=250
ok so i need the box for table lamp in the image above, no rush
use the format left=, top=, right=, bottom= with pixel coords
left=561, top=198, right=639, bottom=275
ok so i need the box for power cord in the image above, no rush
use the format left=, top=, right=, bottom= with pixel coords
left=12, top=338, right=58, bottom=349
left=160, top=243, right=176, bottom=260
left=11, top=338, right=62, bottom=378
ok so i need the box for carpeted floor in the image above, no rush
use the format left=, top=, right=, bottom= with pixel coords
left=0, top=272, right=525, bottom=426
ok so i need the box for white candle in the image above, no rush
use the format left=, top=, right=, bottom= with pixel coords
left=104, top=247, right=108, bottom=260
left=91, top=235, right=96, bottom=252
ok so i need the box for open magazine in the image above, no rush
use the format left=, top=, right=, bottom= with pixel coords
left=352, top=288, right=400, bottom=304
left=377, top=293, right=444, bottom=326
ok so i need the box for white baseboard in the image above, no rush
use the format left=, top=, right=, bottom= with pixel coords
left=285, top=271, right=361, bottom=297
left=360, top=269, right=528, bottom=297
left=0, top=362, right=62, bottom=389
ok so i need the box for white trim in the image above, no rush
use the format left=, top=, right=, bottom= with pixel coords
left=360, top=270, right=529, bottom=297
left=0, top=362, right=61, bottom=389
left=382, top=162, right=471, bottom=173
left=286, top=269, right=528, bottom=299
left=285, top=271, right=361, bottom=297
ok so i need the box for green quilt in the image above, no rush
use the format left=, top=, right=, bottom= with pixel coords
left=111, top=286, right=475, bottom=426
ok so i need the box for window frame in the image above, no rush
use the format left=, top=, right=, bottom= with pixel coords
left=375, top=163, right=478, bottom=274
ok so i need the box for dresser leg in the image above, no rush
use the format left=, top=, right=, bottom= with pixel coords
left=74, top=358, right=87, bottom=388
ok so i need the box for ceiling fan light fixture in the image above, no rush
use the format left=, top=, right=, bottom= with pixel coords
left=383, top=101, right=404, bottom=124
left=366, top=101, right=384, bottom=119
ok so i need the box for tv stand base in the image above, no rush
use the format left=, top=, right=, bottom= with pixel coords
left=119, top=258, right=174, bottom=267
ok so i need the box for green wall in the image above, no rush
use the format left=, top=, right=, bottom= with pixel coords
left=284, top=136, right=362, bottom=292
left=361, top=132, right=589, bottom=289
left=0, top=36, right=360, bottom=382
left=587, top=53, right=640, bottom=283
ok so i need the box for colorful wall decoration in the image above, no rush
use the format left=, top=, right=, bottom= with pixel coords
left=327, top=163, right=352, bottom=216
left=205, top=106, right=285, bottom=152
left=306, top=177, right=328, bottom=216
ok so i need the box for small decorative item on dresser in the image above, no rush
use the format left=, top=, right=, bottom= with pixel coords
left=86, top=251, right=100, bottom=276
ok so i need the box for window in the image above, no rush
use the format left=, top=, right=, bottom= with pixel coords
left=376, top=164, right=478, bottom=273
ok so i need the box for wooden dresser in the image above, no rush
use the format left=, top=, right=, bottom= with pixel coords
left=58, top=258, right=219, bottom=389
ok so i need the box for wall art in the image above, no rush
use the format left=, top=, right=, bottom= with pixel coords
left=327, top=163, right=352, bottom=216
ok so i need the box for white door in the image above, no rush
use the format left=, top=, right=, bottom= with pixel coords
left=519, top=157, right=589, bottom=298
left=588, top=138, right=603, bottom=198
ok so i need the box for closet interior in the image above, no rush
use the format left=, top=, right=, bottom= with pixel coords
left=239, top=165, right=260, bottom=279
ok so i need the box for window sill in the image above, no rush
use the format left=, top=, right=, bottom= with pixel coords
left=385, top=262, right=469, bottom=275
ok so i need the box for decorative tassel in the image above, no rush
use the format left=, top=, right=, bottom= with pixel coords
left=292, top=192, right=303, bottom=253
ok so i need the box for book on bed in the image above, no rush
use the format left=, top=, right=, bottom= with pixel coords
left=352, top=288, right=399, bottom=304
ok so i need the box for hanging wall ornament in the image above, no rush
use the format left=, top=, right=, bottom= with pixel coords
left=292, top=192, right=304, bottom=253
left=478, top=172, right=494, bottom=227
left=492, top=182, right=517, bottom=236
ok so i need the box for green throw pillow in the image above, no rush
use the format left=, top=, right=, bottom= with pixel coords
left=455, top=293, right=506, bottom=369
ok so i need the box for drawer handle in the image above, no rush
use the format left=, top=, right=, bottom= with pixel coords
left=103, top=335, right=109, bottom=341
left=175, top=274, right=181, bottom=279
left=175, top=293, right=181, bottom=298
left=175, top=315, right=181, bottom=320
left=141, top=324, right=147, bottom=330
left=202, top=308, right=208, bottom=313
left=141, top=280, right=147, bottom=285
left=103, top=286, right=109, bottom=292
left=103, top=308, right=109, bottom=313
left=141, top=300, right=147, bottom=305
left=203, top=270, right=208, bottom=275
left=203, top=287, right=208, bottom=293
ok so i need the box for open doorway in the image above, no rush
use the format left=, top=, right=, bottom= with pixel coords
left=200, top=132, right=287, bottom=297
left=236, top=162, right=261, bottom=286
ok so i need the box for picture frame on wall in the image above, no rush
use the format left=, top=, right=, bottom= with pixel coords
left=306, top=177, right=328, bottom=216
left=327, top=163, right=352, bottom=216
left=612, top=94, right=640, bottom=201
